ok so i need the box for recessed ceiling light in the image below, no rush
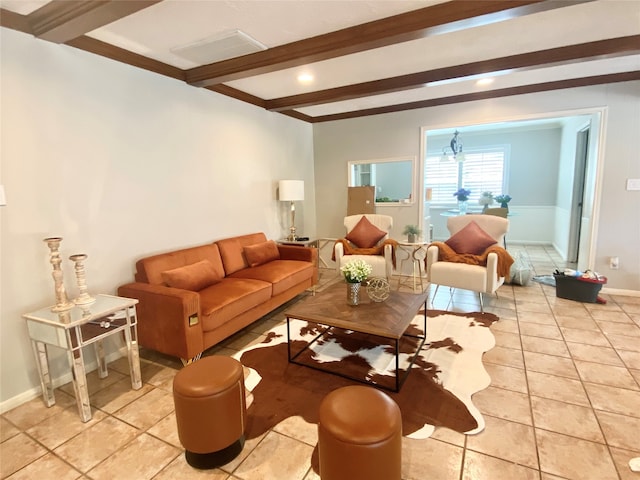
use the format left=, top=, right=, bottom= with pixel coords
left=476, top=78, right=494, bottom=86
left=297, top=73, right=314, bottom=84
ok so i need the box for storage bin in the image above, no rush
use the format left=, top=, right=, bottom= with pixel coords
left=553, top=274, right=606, bottom=303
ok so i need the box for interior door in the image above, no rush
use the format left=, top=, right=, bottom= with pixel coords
left=567, top=126, right=589, bottom=263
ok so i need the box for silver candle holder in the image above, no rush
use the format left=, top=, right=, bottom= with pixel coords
left=69, top=253, right=95, bottom=306
left=43, top=237, right=74, bottom=313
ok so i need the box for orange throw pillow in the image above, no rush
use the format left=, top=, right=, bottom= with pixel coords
left=445, top=220, right=497, bottom=255
left=346, top=216, right=387, bottom=248
left=161, top=260, right=222, bottom=291
left=244, top=240, right=281, bottom=267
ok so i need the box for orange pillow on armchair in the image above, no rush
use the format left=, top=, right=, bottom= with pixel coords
left=345, top=216, right=387, bottom=248
left=445, top=220, right=497, bottom=255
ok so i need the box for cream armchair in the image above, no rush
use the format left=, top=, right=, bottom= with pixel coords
left=334, top=214, right=395, bottom=279
left=426, top=215, right=509, bottom=311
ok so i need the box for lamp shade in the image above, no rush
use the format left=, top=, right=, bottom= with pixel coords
left=279, top=180, right=304, bottom=201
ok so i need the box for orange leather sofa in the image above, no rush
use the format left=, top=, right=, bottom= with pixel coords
left=118, top=232, right=317, bottom=363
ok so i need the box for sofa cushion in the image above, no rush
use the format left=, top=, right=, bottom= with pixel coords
left=230, top=260, right=313, bottom=296
left=244, top=240, right=280, bottom=267
left=445, top=220, right=497, bottom=255
left=346, top=216, right=386, bottom=248
left=135, top=243, right=225, bottom=285
left=217, top=232, right=268, bottom=275
left=161, top=259, right=222, bottom=291
left=199, top=278, right=272, bottom=332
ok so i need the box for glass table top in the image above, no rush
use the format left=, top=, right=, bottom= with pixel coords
left=23, top=294, right=138, bottom=327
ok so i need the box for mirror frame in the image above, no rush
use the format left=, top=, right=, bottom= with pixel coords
left=347, top=156, right=417, bottom=205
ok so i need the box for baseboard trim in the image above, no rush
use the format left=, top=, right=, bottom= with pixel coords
left=0, top=350, right=126, bottom=414
left=601, top=287, right=640, bottom=297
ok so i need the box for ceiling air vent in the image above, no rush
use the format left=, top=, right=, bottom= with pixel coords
left=171, top=29, right=267, bottom=65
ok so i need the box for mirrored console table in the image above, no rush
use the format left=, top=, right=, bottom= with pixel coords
left=23, top=294, right=142, bottom=422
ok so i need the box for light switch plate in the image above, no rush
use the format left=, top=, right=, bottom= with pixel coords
left=626, top=178, right=640, bottom=191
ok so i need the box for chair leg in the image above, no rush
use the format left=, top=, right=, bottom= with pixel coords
left=445, top=287, right=454, bottom=311
left=479, top=292, right=484, bottom=313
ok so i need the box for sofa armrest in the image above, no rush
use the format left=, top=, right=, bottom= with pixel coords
left=117, top=282, right=204, bottom=361
left=277, top=244, right=317, bottom=263
left=277, top=244, right=319, bottom=285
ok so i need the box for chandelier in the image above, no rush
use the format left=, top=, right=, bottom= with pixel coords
left=440, top=130, right=466, bottom=162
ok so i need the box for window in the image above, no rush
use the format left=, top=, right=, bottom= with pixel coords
left=424, top=146, right=508, bottom=205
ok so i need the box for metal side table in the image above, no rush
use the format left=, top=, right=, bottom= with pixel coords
left=396, top=241, right=429, bottom=292
left=23, top=294, right=142, bottom=422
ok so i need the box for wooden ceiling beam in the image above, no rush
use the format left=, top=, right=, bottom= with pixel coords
left=305, top=71, right=640, bottom=123
left=186, top=0, right=591, bottom=87
left=65, top=36, right=185, bottom=80
left=28, top=0, right=162, bottom=43
left=265, top=35, right=640, bottom=111
left=0, top=8, right=33, bottom=33
left=205, top=85, right=267, bottom=109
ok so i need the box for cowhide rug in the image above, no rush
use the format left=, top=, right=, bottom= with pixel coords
left=234, top=309, right=498, bottom=441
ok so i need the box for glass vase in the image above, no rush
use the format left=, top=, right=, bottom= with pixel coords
left=458, top=200, right=468, bottom=214
left=346, top=282, right=361, bottom=306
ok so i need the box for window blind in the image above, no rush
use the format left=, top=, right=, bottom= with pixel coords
left=425, top=147, right=507, bottom=205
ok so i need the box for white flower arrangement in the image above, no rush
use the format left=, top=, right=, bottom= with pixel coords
left=478, top=191, right=494, bottom=206
left=340, top=259, right=373, bottom=283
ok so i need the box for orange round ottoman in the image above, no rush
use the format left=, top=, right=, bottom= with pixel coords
left=318, top=385, right=402, bottom=480
left=173, top=355, right=246, bottom=469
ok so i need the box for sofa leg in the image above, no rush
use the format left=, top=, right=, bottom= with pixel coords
left=181, top=352, right=202, bottom=366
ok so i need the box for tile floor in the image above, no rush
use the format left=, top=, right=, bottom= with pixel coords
left=2, top=244, right=639, bottom=479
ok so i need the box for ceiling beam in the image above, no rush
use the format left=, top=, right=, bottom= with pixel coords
left=206, top=85, right=267, bottom=109
left=186, top=0, right=591, bottom=87
left=306, top=71, right=640, bottom=123
left=0, top=8, right=33, bottom=33
left=265, top=35, right=640, bottom=111
left=28, top=0, right=162, bottom=43
left=65, top=36, right=185, bottom=80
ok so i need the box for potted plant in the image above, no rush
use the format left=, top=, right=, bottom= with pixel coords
left=340, top=259, right=373, bottom=306
left=494, top=194, right=512, bottom=209
left=453, top=188, right=471, bottom=201
left=478, top=191, right=494, bottom=212
left=453, top=188, right=471, bottom=214
left=402, top=225, right=422, bottom=243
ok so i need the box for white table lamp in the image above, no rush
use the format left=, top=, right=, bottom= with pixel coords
left=279, top=180, right=304, bottom=241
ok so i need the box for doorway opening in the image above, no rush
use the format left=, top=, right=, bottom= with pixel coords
left=420, top=109, right=604, bottom=272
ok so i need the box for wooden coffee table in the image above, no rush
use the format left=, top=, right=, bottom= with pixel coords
left=284, top=281, right=428, bottom=392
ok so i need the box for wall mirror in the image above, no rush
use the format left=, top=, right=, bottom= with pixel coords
left=347, top=156, right=416, bottom=204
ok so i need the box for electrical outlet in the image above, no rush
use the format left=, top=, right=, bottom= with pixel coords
left=609, top=256, right=619, bottom=269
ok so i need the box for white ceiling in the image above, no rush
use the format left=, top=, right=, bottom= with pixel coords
left=2, top=0, right=639, bottom=122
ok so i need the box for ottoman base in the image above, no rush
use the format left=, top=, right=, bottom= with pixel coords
left=185, top=435, right=245, bottom=470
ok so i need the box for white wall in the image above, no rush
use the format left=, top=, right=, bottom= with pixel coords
left=0, top=29, right=315, bottom=407
left=313, top=81, right=640, bottom=291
